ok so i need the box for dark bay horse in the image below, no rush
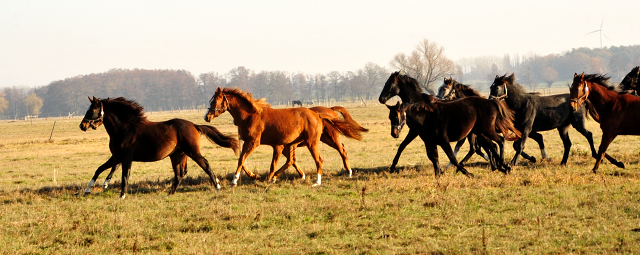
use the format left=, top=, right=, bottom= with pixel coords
left=570, top=73, right=640, bottom=172
left=385, top=94, right=521, bottom=176
left=380, top=72, right=520, bottom=174
left=618, top=66, right=640, bottom=95
left=80, top=97, right=240, bottom=199
left=437, top=77, right=540, bottom=165
left=204, top=87, right=361, bottom=186
left=488, top=73, right=623, bottom=168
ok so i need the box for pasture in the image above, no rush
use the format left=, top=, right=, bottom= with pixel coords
left=1, top=102, right=640, bottom=254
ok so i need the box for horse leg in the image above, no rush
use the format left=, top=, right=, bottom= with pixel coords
left=307, top=142, right=324, bottom=186
left=555, top=126, right=572, bottom=165
left=119, top=158, right=133, bottom=200
left=273, top=144, right=298, bottom=181
left=440, top=141, right=474, bottom=178
left=446, top=139, right=466, bottom=169
left=85, top=156, right=120, bottom=196
left=169, top=153, right=187, bottom=195
left=593, top=132, right=618, bottom=173
left=102, top=164, right=120, bottom=189
left=232, top=140, right=260, bottom=187
left=184, top=150, right=221, bottom=192
left=457, top=135, right=479, bottom=168
left=520, top=132, right=544, bottom=163
left=424, top=143, right=442, bottom=177
left=287, top=149, right=306, bottom=179
left=267, top=145, right=284, bottom=182
left=321, top=132, right=352, bottom=177
left=390, top=128, right=419, bottom=173
left=480, top=131, right=511, bottom=174
left=572, top=121, right=625, bottom=168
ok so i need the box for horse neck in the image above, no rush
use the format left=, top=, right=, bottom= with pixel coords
left=456, top=84, right=480, bottom=98
left=225, top=95, right=257, bottom=122
left=587, top=82, right=616, bottom=112
left=399, top=83, right=424, bottom=103
left=504, top=82, right=526, bottom=107
left=101, top=112, right=126, bottom=137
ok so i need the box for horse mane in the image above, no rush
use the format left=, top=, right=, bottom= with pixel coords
left=222, top=87, right=271, bottom=113
left=501, top=73, right=528, bottom=95
left=102, top=97, right=148, bottom=123
left=394, top=72, right=424, bottom=94
left=403, top=94, right=439, bottom=112
left=583, top=73, right=614, bottom=90
left=452, top=81, right=482, bottom=97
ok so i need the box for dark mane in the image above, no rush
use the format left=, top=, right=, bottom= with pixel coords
left=395, top=72, right=424, bottom=94
left=222, top=87, right=270, bottom=113
left=452, top=81, right=483, bottom=97
left=583, top=74, right=614, bottom=90
left=501, top=73, right=528, bottom=94
left=102, top=97, right=148, bottom=123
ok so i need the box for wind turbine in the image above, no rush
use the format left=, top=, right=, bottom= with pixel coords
left=586, top=17, right=609, bottom=48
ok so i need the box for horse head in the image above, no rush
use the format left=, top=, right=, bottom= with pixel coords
left=488, top=74, right=513, bottom=100
left=379, top=71, right=402, bottom=104
left=386, top=101, right=406, bottom=139
left=620, top=66, right=640, bottom=95
left=204, top=87, right=230, bottom=122
left=80, top=96, right=104, bottom=131
left=436, top=77, right=457, bottom=100
left=569, top=72, right=590, bottom=111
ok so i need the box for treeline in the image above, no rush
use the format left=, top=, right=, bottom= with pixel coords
left=1, top=63, right=389, bottom=118
left=458, top=45, right=640, bottom=91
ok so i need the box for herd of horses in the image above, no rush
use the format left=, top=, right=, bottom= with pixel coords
left=79, top=66, right=640, bottom=199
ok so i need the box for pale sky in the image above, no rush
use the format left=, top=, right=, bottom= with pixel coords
left=1, top=0, right=638, bottom=88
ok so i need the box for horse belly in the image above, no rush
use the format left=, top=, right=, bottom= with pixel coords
left=132, top=132, right=178, bottom=162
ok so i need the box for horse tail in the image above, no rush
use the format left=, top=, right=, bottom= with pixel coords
left=583, top=99, right=600, bottom=123
left=491, top=100, right=522, bottom=141
left=195, top=125, right=240, bottom=156
left=330, top=106, right=369, bottom=133
left=320, top=115, right=369, bottom=141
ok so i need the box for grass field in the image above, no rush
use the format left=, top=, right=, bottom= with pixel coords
left=1, top=101, right=640, bottom=254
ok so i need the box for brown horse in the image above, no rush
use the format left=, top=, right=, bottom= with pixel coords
left=80, top=97, right=239, bottom=199
left=204, top=87, right=361, bottom=186
left=570, top=72, right=640, bottom=173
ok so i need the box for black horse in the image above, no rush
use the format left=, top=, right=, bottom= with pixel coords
left=488, top=73, right=623, bottom=167
left=384, top=93, right=521, bottom=176
left=618, top=66, right=640, bottom=95
left=379, top=72, right=519, bottom=173
left=436, top=77, right=540, bottom=165
left=291, top=100, right=303, bottom=107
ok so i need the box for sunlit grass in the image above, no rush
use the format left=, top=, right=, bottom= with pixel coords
left=0, top=102, right=639, bottom=254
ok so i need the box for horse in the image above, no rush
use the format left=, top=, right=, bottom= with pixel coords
left=618, top=66, right=640, bottom=95
left=79, top=97, right=240, bottom=199
left=204, top=87, right=361, bottom=186
left=437, top=77, right=542, bottom=165
left=385, top=93, right=521, bottom=177
left=489, top=73, right=623, bottom=168
left=292, top=100, right=303, bottom=107
left=569, top=72, right=640, bottom=172
left=379, top=72, right=520, bottom=174
left=435, top=77, right=491, bottom=167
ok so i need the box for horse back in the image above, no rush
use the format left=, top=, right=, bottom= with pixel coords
left=256, top=107, right=323, bottom=145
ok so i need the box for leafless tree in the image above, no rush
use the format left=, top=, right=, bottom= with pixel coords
left=390, top=39, right=456, bottom=93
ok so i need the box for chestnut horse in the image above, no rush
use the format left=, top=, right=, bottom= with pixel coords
left=80, top=97, right=239, bottom=199
left=204, top=87, right=362, bottom=186
left=570, top=72, right=640, bottom=173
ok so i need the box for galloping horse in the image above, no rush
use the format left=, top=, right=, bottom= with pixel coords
left=204, top=87, right=361, bottom=186
left=380, top=72, right=520, bottom=174
left=618, top=66, right=640, bottom=95
left=437, top=77, right=540, bottom=165
left=80, top=97, right=239, bottom=199
left=385, top=94, right=521, bottom=176
left=570, top=73, right=640, bottom=172
left=489, top=73, right=623, bottom=167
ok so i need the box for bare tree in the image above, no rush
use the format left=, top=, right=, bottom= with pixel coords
left=542, top=67, right=559, bottom=88
left=390, top=39, right=456, bottom=93
left=0, top=91, right=8, bottom=116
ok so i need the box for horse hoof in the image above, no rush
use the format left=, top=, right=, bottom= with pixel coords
left=312, top=182, right=321, bottom=187
left=119, top=195, right=126, bottom=200
left=215, top=184, right=221, bottom=192
left=530, top=157, right=537, bottom=163
left=616, top=162, right=625, bottom=169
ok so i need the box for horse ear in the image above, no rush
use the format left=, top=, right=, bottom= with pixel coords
left=216, top=87, right=222, bottom=93
left=574, top=73, right=578, bottom=78
left=88, top=96, right=93, bottom=102
left=581, top=72, right=585, bottom=80
left=495, top=75, right=499, bottom=79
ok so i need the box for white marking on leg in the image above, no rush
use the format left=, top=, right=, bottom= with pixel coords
left=119, top=194, right=126, bottom=200
left=347, top=169, right=353, bottom=178
left=102, top=178, right=111, bottom=189
left=231, top=174, right=240, bottom=186
left=215, top=178, right=221, bottom=191
left=312, top=174, right=321, bottom=187
left=85, top=179, right=95, bottom=194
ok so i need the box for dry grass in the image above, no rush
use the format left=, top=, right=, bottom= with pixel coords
left=1, top=103, right=640, bottom=254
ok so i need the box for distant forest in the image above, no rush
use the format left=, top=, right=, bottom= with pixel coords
left=1, top=45, right=640, bottom=119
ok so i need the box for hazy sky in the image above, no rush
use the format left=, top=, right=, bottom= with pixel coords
left=1, top=0, right=638, bottom=88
